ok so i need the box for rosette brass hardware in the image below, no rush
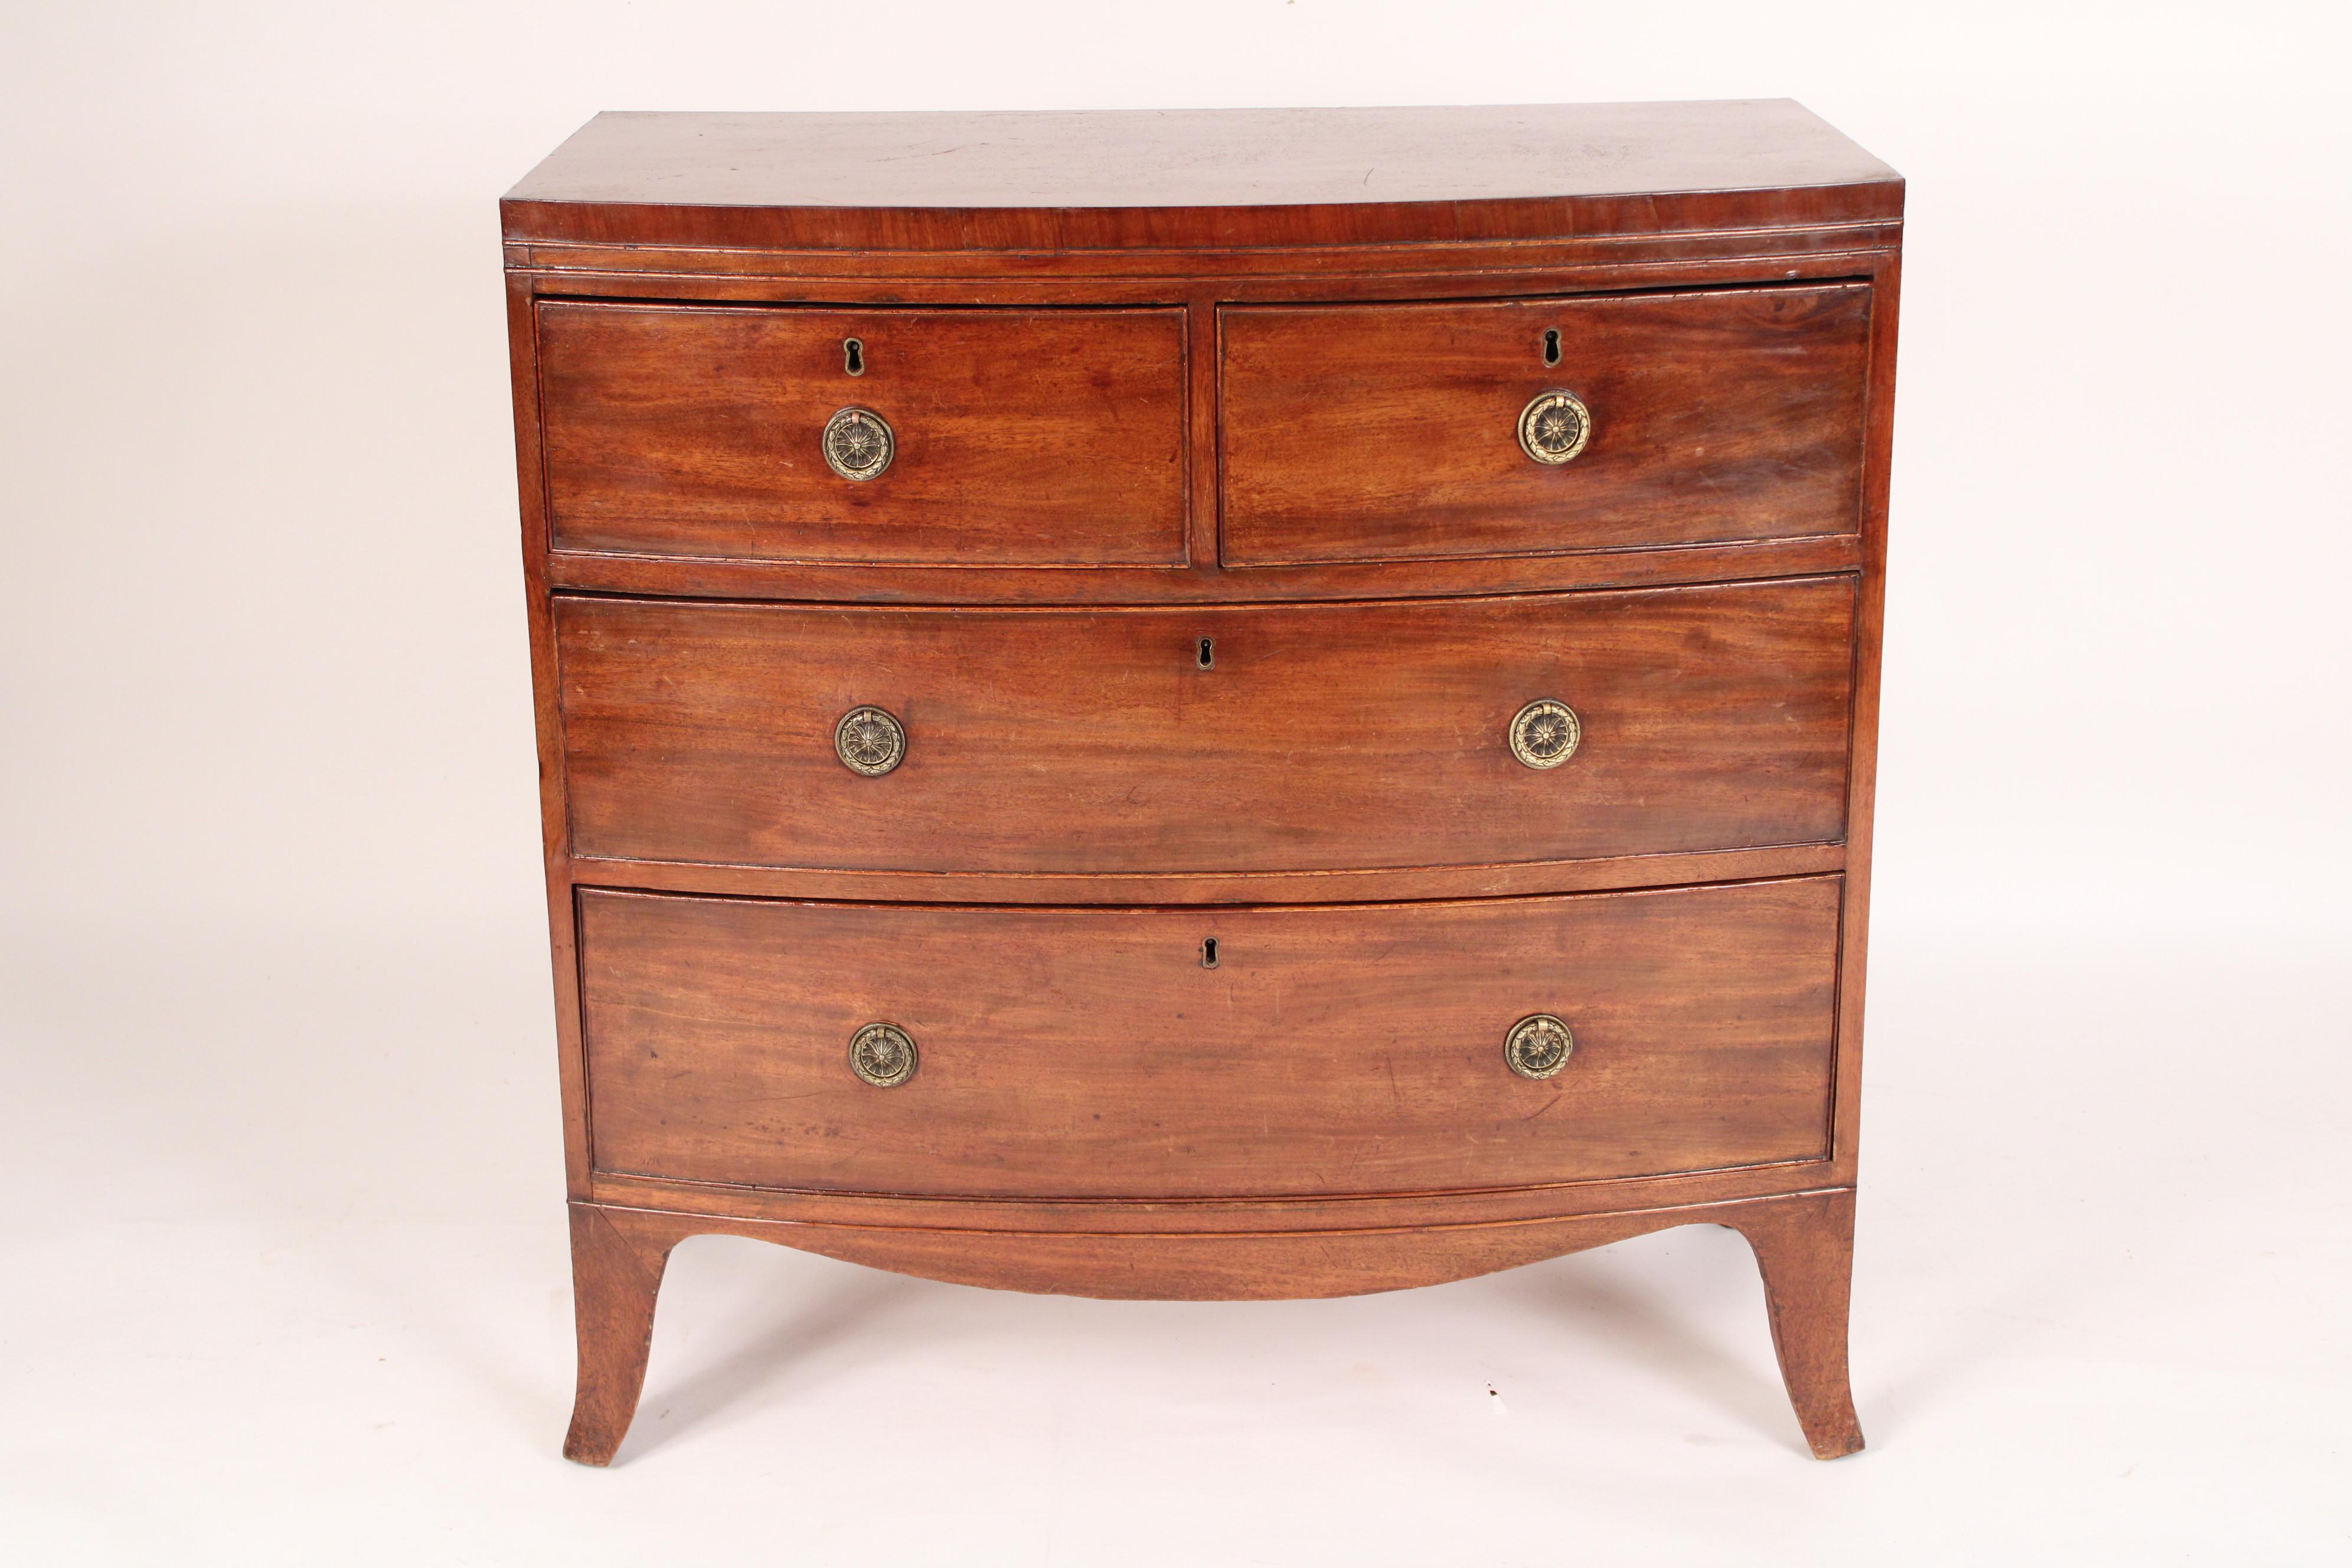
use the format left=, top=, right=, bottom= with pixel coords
left=834, top=705, right=906, bottom=776
left=848, top=1021, right=919, bottom=1087
left=1517, top=388, right=1591, bottom=465
left=1504, top=1014, right=1574, bottom=1080
left=1508, top=699, right=1582, bottom=769
left=822, top=405, right=894, bottom=480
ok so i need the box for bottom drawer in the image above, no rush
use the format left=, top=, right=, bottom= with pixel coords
left=578, top=879, right=1841, bottom=1200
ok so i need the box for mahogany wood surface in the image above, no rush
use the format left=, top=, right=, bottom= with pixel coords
left=577, top=878, right=1842, bottom=1199
left=545, top=533, right=1864, bottom=608
left=506, top=276, right=594, bottom=1198
left=556, top=577, right=1855, bottom=877
left=564, top=841, right=1847, bottom=909
left=1834, top=250, right=1903, bottom=1172
left=1220, top=283, right=1871, bottom=564
left=538, top=301, right=1188, bottom=565
left=582, top=1157, right=1850, bottom=1237
left=560, top=1204, right=669, bottom=1466
left=502, top=102, right=1900, bottom=251
left=504, top=102, right=1899, bottom=1464
left=506, top=224, right=1904, bottom=285
left=1740, top=1186, right=1866, bottom=1458
left=557, top=1188, right=1861, bottom=1464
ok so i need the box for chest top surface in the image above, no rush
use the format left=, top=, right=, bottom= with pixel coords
left=502, top=101, right=1902, bottom=251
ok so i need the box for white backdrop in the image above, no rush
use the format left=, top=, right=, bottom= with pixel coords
left=4, top=3, right=2346, bottom=1562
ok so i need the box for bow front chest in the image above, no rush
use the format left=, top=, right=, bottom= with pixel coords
left=501, top=102, right=1902, bottom=1464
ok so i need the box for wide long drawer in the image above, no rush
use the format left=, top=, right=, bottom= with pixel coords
left=579, top=878, right=1842, bottom=1200
left=556, top=577, right=1855, bottom=877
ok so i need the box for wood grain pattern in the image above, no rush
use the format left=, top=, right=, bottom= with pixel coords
left=502, top=103, right=1902, bottom=251
left=538, top=301, right=1188, bottom=565
left=506, top=223, right=1905, bottom=285
left=556, top=577, right=1855, bottom=877
left=508, top=240, right=1896, bottom=309
left=545, top=532, right=1866, bottom=607
left=564, top=841, right=1847, bottom=909
left=502, top=102, right=1899, bottom=1466
left=1220, top=284, right=1871, bottom=564
left=560, top=1187, right=1861, bottom=1462
left=1737, top=1187, right=1865, bottom=1459
left=1834, top=249, right=1904, bottom=1171
left=577, top=878, right=1841, bottom=1200
left=582, top=1155, right=1844, bottom=1236
left=561, top=1204, right=669, bottom=1466
left=506, top=276, right=594, bottom=1198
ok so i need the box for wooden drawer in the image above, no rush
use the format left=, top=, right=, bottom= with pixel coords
left=579, top=878, right=1841, bottom=1199
left=536, top=301, right=1190, bottom=566
left=1219, top=283, right=1871, bottom=565
left=556, top=576, right=1854, bottom=877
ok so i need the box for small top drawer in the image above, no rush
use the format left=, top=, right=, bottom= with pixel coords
left=535, top=302, right=1190, bottom=566
left=1219, top=283, right=1872, bottom=565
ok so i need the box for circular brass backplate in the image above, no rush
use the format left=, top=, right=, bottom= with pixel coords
left=835, top=705, right=906, bottom=776
left=822, top=406, right=895, bottom=481
left=1505, top=1014, right=1574, bottom=1080
left=848, top=1021, right=919, bottom=1087
left=1517, top=388, right=1592, bottom=465
left=1508, top=698, right=1582, bottom=769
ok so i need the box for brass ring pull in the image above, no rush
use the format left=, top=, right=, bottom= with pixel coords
left=1508, top=699, right=1581, bottom=769
left=1504, top=1014, right=1574, bottom=1080
left=822, top=406, right=894, bottom=481
left=835, top=705, right=906, bottom=776
left=848, top=1022, right=919, bottom=1087
left=1517, top=388, right=1592, bottom=465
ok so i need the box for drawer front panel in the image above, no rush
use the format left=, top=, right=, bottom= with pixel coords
left=537, top=302, right=1190, bottom=566
left=557, top=577, right=1854, bottom=876
left=579, top=879, right=1841, bottom=1199
left=1219, top=283, right=1871, bottom=565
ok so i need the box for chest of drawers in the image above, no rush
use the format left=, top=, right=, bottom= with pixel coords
left=501, top=102, right=1902, bottom=1465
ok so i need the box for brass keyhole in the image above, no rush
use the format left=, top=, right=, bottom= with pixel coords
left=1542, top=328, right=1562, bottom=366
left=1201, top=937, right=1219, bottom=969
left=1197, top=638, right=1214, bottom=669
left=843, top=337, right=865, bottom=375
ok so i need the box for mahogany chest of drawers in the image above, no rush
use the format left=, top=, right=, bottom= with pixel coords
left=501, top=102, right=1902, bottom=1464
